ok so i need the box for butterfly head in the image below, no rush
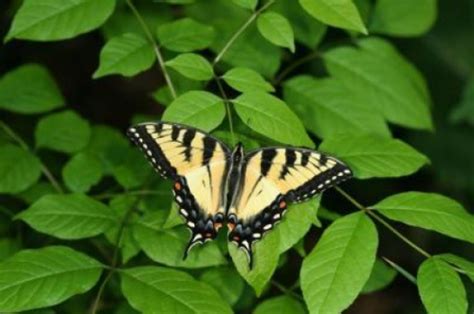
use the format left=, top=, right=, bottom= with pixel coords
left=232, top=142, right=244, bottom=164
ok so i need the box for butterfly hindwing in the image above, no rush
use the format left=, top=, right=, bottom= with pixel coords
left=228, top=147, right=352, bottom=261
left=127, top=122, right=231, bottom=256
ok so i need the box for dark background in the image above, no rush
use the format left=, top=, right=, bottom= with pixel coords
left=1, top=0, right=473, bottom=313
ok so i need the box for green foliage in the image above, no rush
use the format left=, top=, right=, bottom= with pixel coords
left=301, top=212, right=378, bottom=313
left=417, top=257, right=468, bottom=314
left=0, top=246, right=103, bottom=312
left=35, top=110, right=91, bottom=154
left=165, top=53, right=214, bottom=81
left=94, top=33, right=155, bottom=78
left=257, top=12, right=295, bottom=52
left=5, top=0, right=115, bottom=41
left=120, top=266, right=232, bottom=313
left=374, top=192, right=474, bottom=244
left=18, top=194, right=118, bottom=239
left=0, top=145, right=42, bottom=194
left=370, top=0, right=437, bottom=36
left=0, top=64, right=64, bottom=114
left=1, top=0, right=473, bottom=313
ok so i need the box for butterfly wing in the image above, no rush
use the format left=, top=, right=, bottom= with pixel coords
left=127, top=122, right=231, bottom=256
left=228, top=147, right=352, bottom=263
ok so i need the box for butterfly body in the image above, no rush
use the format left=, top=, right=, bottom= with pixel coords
left=127, top=122, right=352, bottom=267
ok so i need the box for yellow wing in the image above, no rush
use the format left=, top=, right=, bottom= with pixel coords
left=227, top=147, right=352, bottom=263
left=127, top=122, right=231, bottom=256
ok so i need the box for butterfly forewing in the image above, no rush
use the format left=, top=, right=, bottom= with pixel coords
left=127, top=122, right=232, bottom=256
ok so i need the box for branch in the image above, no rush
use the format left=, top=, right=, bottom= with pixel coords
left=0, top=120, right=64, bottom=194
left=126, top=0, right=177, bottom=99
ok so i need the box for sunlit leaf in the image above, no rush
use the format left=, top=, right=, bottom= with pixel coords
left=200, top=266, right=245, bottom=305
left=18, top=194, right=117, bottom=239
left=320, top=134, right=429, bottom=179
left=254, top=295, right=306, bottom=314
left=165, top=53, right=213, bottom=81
left=0, top=246, right=102, bottom=312
left=374, top=192, right=474, bottom=244
left=299, top=0, right=367, bottom=34
left=163, top=91, right=225, bottom=131
left=257, top=12, right=295, bottom=52
left=157, top=18, right=215, bottom=52
left=93, top=33, right=155, bottom=78
left=5, top=0, right=115, bottom=41
left=222, top=67, right=274, bottom=93
left=62, top=152, right=103, bottom=193
left=417, top=257, right=468, bottom=314
left=232, top=92, right=313, bottom=146
left=121, top=266, right=232, bottom=313
left=301, top=212, right=378, bottom=313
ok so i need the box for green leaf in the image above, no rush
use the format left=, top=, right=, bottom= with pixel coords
left=273, top=0, right=327, bottom=48
left=62, top=152, right=103, bottom=193
left=5, top=0, right=115, bottom=42
left=121, top=266, right=233, bottom=314
left=0, top=246, right=102, bottom=312
left=133, top=211, right=226, bottom=268
left=105, top=196, right=141, bottom=263
left=200, top=266, right=245, bottom=306
left=229, top=228, right=280, bottom=296
left=324, top=44, right=433, bottom=130
left=157, top=18, right=215, bottom=52
left=162, top=91, right=225, bottom=131
left=0, top=239, right=20, bottom=262
left=232, top=0, right=258, bottom=10
left=93, top=33, right=155, bottom=78
left=362, top=259, right=397, bottom=293
left=284, top=76, right=390, bottom=139
left=0, top=145, right=42, bottom=194
left=374, top=192, right=474, bottom=244
left=17, top=182, right=57, bottom=204
left=0, top=64, right=64, bottom=114
left=152, top=70, right=205, bottom=107
left=320, top=134, right=429, bottom=179
left=301, top=212, right=378, bottom=314
left=299, top=0, right=367, bottom=34
left=254, top=295, right=306, bottom=314
left=222, top=67, right=274, bottom=93
left=212, top=130, right=261, bottom=150
left=18, top=194, right=117, bottom=239
left=35, top=110, right=91, bottom=154
left=370, top=0, right=437, bottom=37
left=438, top=254, right=474, bottom=282
left=257, top=12, right=295, bottom=52
left=417, top=257, right=468, bottom=314
left=232, top=92, right=313, bottom=146
left=165, top=53, right=213, bottom=81
left=277, top=198, right=320, bottom=254
left=451, top=77, right=474, bottom=126
left=112, top=148, right=150, bottom=189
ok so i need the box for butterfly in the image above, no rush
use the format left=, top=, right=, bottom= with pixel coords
left=127, top=121, right=352, bottom=267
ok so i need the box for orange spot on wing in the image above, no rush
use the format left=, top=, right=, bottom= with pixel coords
left=174, top=182, right=182, bottom=190
left=214, top=222, right=222, bottom=230
left=279, top=201, right=286, bottom=209
left=227, top=223, right=235, bottom=231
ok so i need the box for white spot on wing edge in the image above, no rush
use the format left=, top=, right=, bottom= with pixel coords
left=263, top=224, right=272, bottom=231
left=180, top=208, right=188, bottom=217
left=187, top=221, right=195, bottom=228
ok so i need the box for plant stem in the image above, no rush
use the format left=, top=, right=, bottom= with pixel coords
left=214, top=76, right=236, bottom=146
left=274, top=51, right=319, bottom=84
left=382, top=256, right=417, bottom=285
left=335, top=187, right=431, bottom=259
left=271, top=280, right=304, bottom=301
left=0, top=120, right=64, bottom=194
left=126, top=0, right=177, bottom=99
left=212, top=0, right=275, bottom=65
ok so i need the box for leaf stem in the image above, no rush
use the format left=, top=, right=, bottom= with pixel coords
left=382, top=256, right=417, bottom=285
left=274, top=51, right=319, bottom=84
left=335, top=186, right=431, bottom=259
left=0, top=120, right=64, bottom=194
left=214, top=76, right=236, bottom=146
left=212, top=0, right=275, bottom=66
left=271, top=280, right=304, bottom=301
left=125, top=0, right=177, bottom=99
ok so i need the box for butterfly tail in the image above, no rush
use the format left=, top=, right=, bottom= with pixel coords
left=183, top=233, right=203, bottom=260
